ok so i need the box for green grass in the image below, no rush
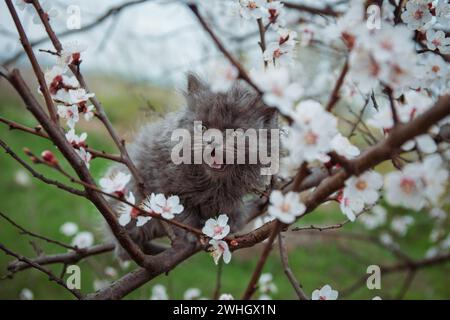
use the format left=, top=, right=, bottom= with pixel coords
left=0, top=77, right=449, bottom=300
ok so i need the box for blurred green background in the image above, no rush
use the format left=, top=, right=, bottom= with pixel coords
left=0, top=73, right=449, bottom=300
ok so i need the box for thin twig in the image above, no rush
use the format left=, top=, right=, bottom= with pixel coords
left=8, top=243, right=115, bottom=273
left=5, top=0, right=58, bottom=122
left=326, top=59, right=349, bottom=112
left=213, top=259, right=223, bottom=300
left=241, top=221, right=281, bottom=300
left=0, top=116, right=123, bottom=162
left=0, top=211, right=76, bottom=251
left=278, top=234, right=309, bottom=300
left=0, top=243, right=83, bottom=299
left=0, top=138, right=86, bottom=197
left=188, top=4, right=261, bottom=94
left=30, top=0, right=147, bottom=197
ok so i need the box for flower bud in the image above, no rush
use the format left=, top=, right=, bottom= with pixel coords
left=41, top=150, right=58, bottom=165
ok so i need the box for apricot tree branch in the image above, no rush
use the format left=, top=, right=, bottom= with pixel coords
left=0, top=243, right=84, bottom=299
left=0, top=211, right=76, bottom=251
left=188, top=3, right=262, bottom=94
left=5, top=0, right=57, bottom=123
left=278, top=233, right=309, bottom=300
left=30, top=0, right=146, bottom=197
left=3, top=0, right=156, bottom=66
left=231, top=95, right=450, bottom=251
left=6, top=67, right=149, bottom=268
left=0, top=116, right=123, bottom=162
left=241, top=221, right=281, bottom=300
left=7, top=243, right=115, bottom=273
left=0, top=138, right=86, bottom=197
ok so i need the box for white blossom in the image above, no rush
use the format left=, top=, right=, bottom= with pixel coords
left=385, top=164, right=427, bottom=210
left=391, top=215, right=414, bottom=236
left=331, top=133, right=360, bottom=159
left=99, top=172, right=131, bottom=197
left=151, top=284, right=168, bottom=300
left=58, top=41, right=88, bottom=66
left=402, top=133, right=437, bottom=154
left=144, top=193, right=184, bottom=220
left=209, top=239, right=232, bottom=264
left=202, top=214, right=230, bottom=240
left=219, top=293, right=234, bottom=300
left=75, top=147, right=92, bottom=169
left=57, top=104, right=79, bottom=128
left=67, top=88, right=95, bottom=105
left=339, top=192, right=364, bottom=222
left=104, top=266, right=118, bottom=278
left=19, top=288, right=34, bottom=300
left=311, top=284, right=338, bottom=300
left=401, top=0, right=433, bottom=30
left=268, top=190, right=305, bottom=224
left=59, top=222, right=79, bottom=236
left=236, top=0, right=267, bottom=20
left=71, top=231, right=94, bottom=248
left=259, top=273, right=277, bottom=294
left=262, top=0, right=286, bottom=29
left=183, top=288, right=202, bottom=300
left=435, top=0, right=450, bottom=25
left=14, top=170, right=31, bottom=187
left=379, top=232, right=395, bottom=246
left=339, top=171, right=383, bottom=222
left=429, top=207, right=447, bottom=220
left=118, top=192, right=151, bottom=227
left=263, top=29, right=297, bottom=66
left=286, top=100, right=338, bottom=163
left=210, top=62, right=239, bottom=93
left=251, top=67, right=303, bottom=115
left=65, top=129, right=87, bottom=148
left=344, top=171, right=384, bottom=205
left=426, top=29, right=450, bottom=54
left=359, top=205, right=387, bottom=230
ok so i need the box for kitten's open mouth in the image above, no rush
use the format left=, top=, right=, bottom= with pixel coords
left=206, top=157, right=227, bottom=172
left=206, top=162, right=226, bottom=172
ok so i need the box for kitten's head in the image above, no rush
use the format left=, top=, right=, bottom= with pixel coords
left=177, top=74, right=278, bottom=182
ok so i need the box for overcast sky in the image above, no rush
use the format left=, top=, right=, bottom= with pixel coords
left=0, top=0, right=262, bottom=85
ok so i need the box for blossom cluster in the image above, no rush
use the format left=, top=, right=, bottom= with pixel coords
left=202, top=214, right=232, bottom=264
left=99, top=171, right=184, bottom=227
left=42, top=41, right=93, bottom=169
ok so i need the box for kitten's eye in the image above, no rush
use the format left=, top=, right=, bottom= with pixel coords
left=194, top=123, right=207, bottom=133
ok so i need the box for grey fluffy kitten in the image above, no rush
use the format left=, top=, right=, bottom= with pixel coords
left=106, top=74, right=277, bottom=259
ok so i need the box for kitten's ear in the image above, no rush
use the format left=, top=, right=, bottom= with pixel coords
left=187, top=73, right=207, bottom=94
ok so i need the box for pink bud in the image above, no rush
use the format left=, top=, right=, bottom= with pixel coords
left=41, top=150, right=58, bottom=165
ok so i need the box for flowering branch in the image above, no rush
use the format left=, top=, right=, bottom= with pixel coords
left=231, top=94, right=450, bottom=251
left=3, top=0, right=156, bottom=66
left=188, top=3, right=262, bottom=94
left=6, top=0, right=57, bottom=123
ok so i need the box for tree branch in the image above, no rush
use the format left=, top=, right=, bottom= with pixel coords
left=7, top=243, right=115, bottom=273
left=0, top=243, right=83, bottom=299
left=278, top=233, right=309, bottom=300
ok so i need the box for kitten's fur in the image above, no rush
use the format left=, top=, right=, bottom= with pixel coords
left=106, top=74, right=277, bottom=259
